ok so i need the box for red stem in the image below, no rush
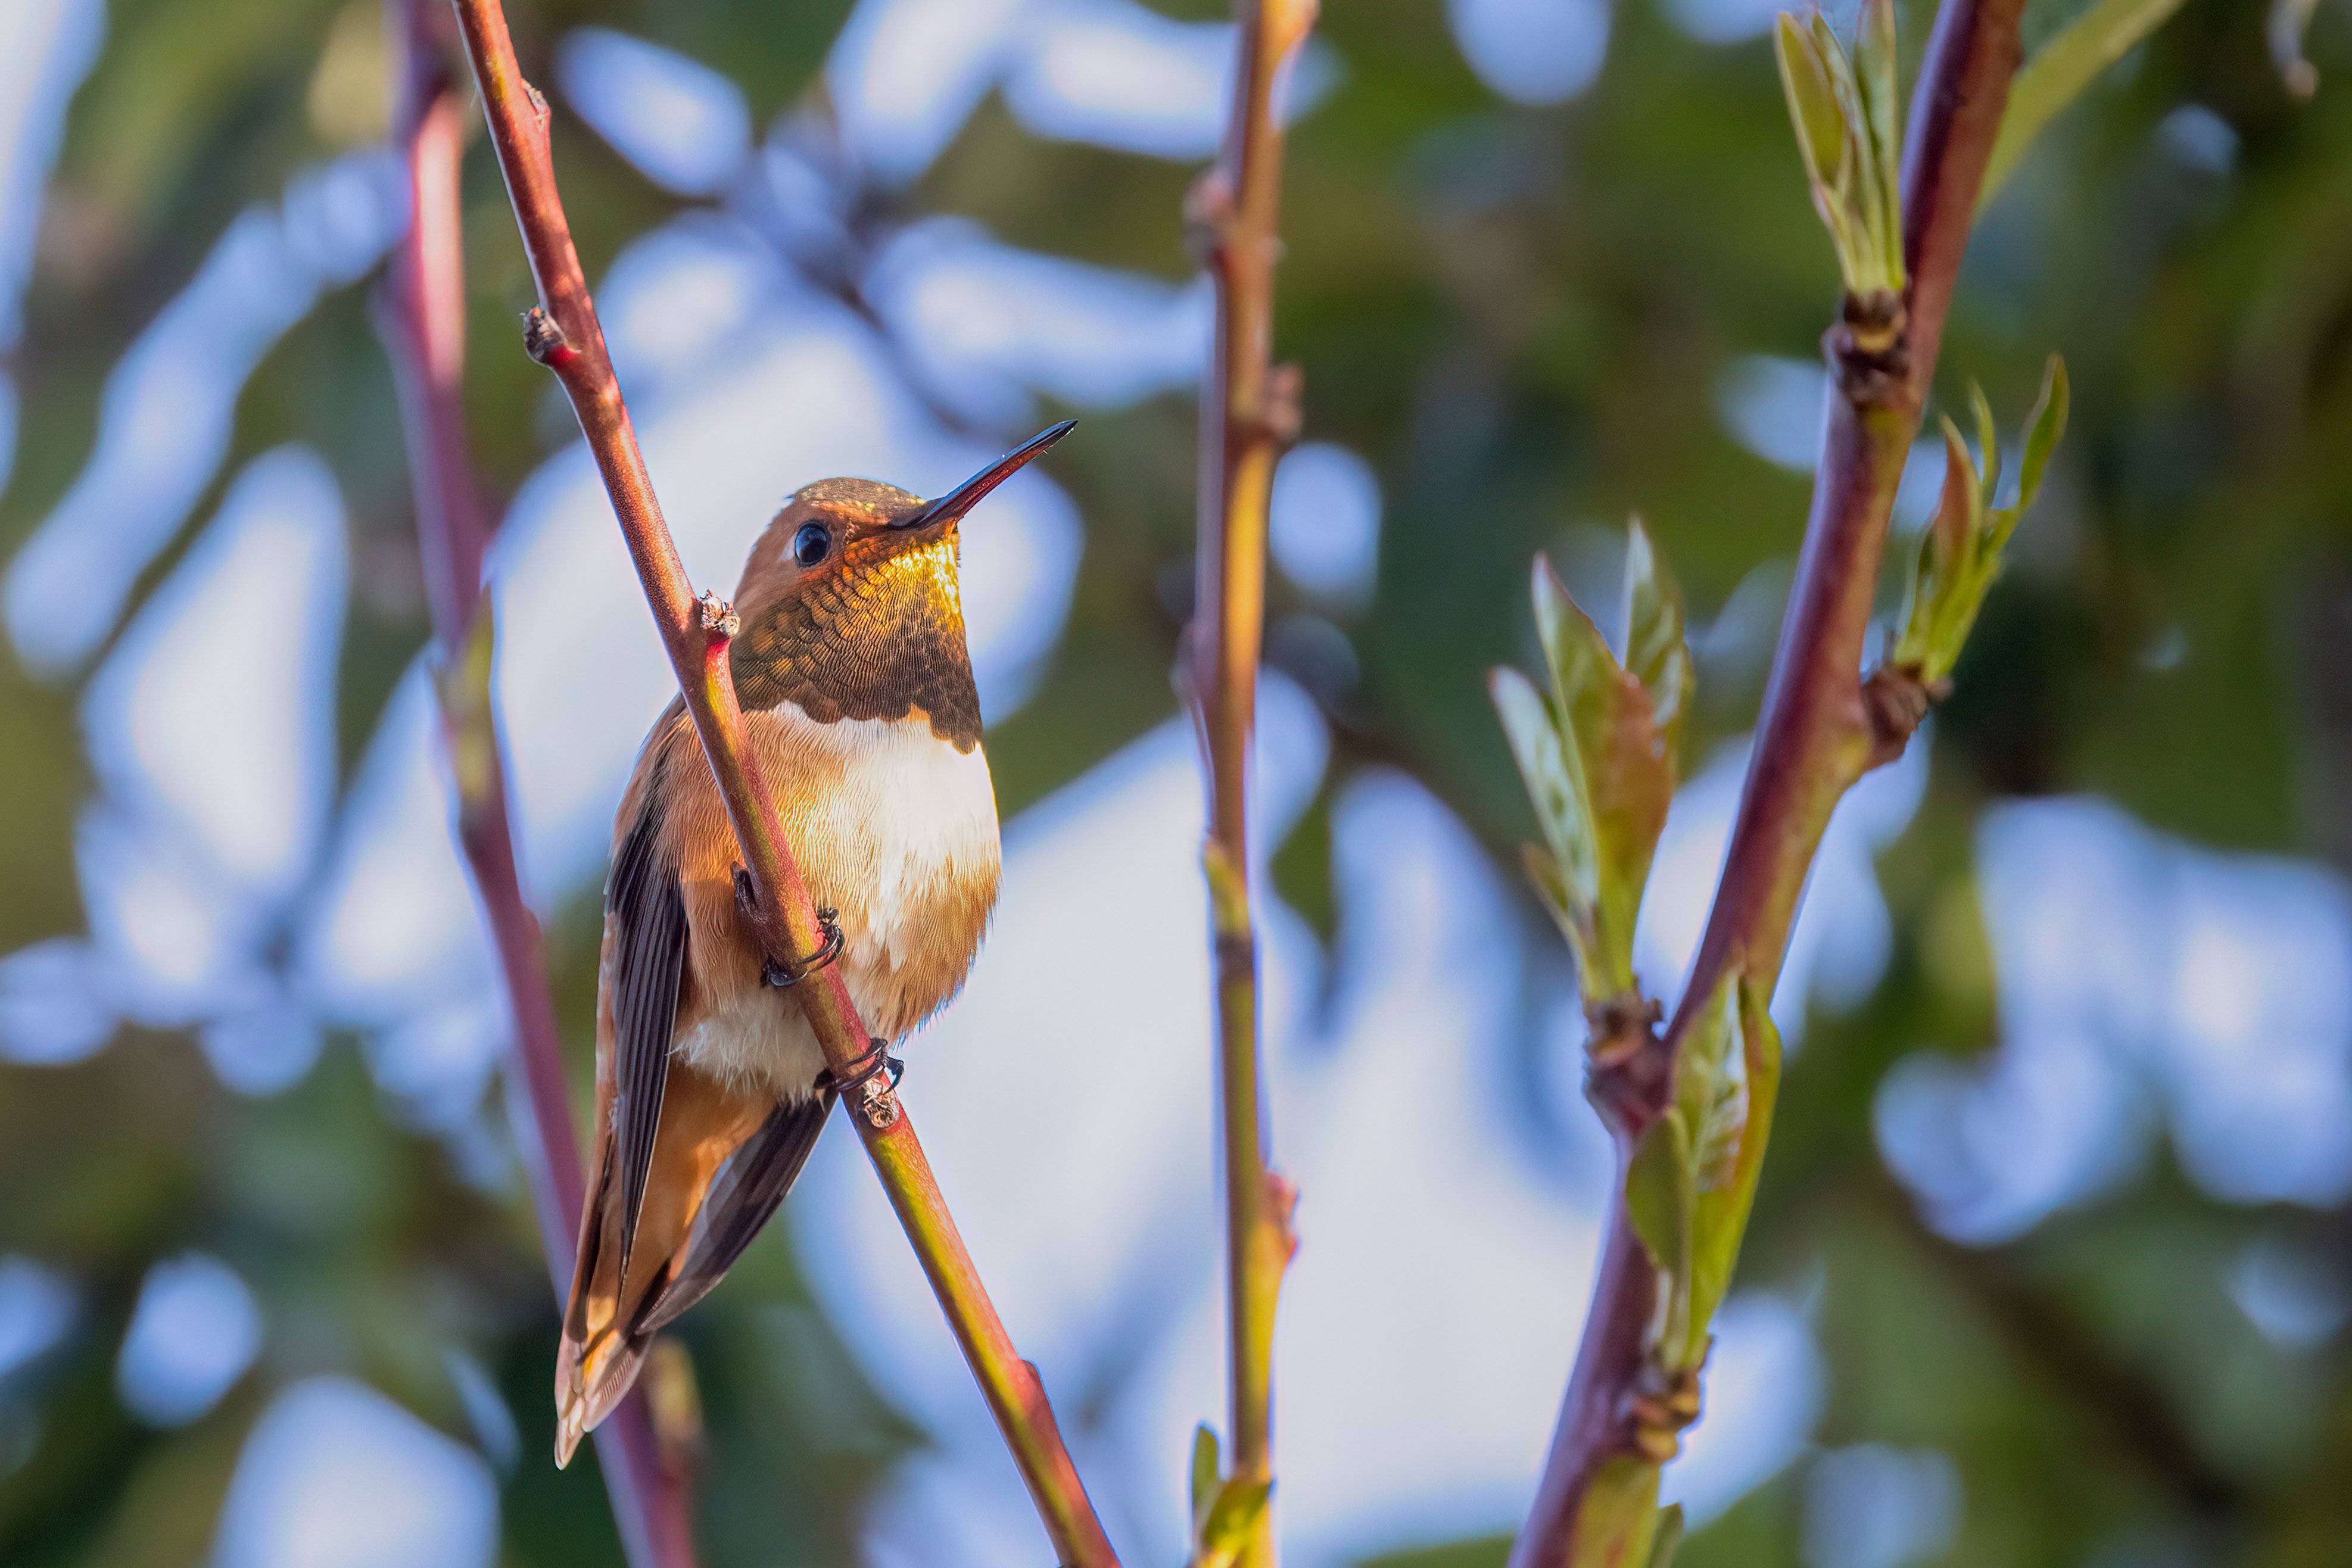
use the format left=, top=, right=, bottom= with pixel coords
left=1508, top=0, right=2028, bottom=1558
left=377, top=3, right=696, bottom=1563
left=441, top=2, right=1119, bottom=1561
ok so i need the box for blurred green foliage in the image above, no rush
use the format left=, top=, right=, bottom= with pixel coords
left=5, top=0, right=2352, bottom=1562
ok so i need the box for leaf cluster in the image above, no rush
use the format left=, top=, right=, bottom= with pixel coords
left=1623, top=978, right=1783, bottom=1377
left=1889, top=355, right=2070, bottom=685
left=1489, top=525, right=1693, bottom=1005
left=1774, top=0, right=1906, bottom=298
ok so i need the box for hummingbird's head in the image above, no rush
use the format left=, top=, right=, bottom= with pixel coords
left=728, top=421, right=1073, bottom=750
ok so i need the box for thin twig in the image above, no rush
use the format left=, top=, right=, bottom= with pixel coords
left=375, top=4, right=693, bottom=1561
left=441, top=3, right=1119, bottom=1562
left=1509, top=0, right=2029, bottom=1559
left=1189, top=3, right=1315, bottom=1564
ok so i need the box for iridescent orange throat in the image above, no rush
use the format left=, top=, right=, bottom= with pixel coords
left=730, top=532, right=982, bottom=752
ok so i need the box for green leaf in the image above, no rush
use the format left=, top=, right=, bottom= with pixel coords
left=1774, top=15, right=1845, bottom=197
left=1621, top=520, right=1693, bottom=759
left=1892, top=415, right=1985, bottom=678
left=1491, top=662, right=1599, bottom=937
left=1686, top=980, right=1783, bottom=1366
left=2010, top=353, right=2071, bottom=524
left=1811, top=12, right=1867, bottom=201
left=1493, top=538, right=1694, bottom=1003
left=1194, top=1478, right=1272, bottom=1568
left=1191, top=1424, right=1220, bottom=1523
left=1888, top=360, right=2070, bottom=685
left=1185, top=1426, right=1270, bottom=1568
left=1568, top=1456, right=1664, bottom=1568
left=1670, top=975, right=1743, bottom=1188
left=1967, top=382, right=2001, bottom=519
left=1626, top=1109, right=1694, bottom=1361
left=1932, top=417, right=1980, bottom=570
left=1532, top=555, right=1616, bottom=767
left=1493, top=659, right=1605, bottom=987
left=1774, top=4, right=1906, bottom=293
left=1585, top=546, right=1686, bottom=999
left=1646, top=1504, right=1687, bottom=1568
left=1522, top=843, right=1599, bottom=983
left=1854, top=0, right=1902, bottom=283
left=1775, top=14, right=1866, bottom=283
left=1980, top=0, right=2195, bottom=210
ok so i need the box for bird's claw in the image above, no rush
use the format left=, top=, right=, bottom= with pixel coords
left=828, top=1036, right=904, bottom=1096
left=828, top=1036, right=905, bottom=1128
left=756, top=905, right=844, bottom=989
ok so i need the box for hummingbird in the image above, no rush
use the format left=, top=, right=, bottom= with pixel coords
left=553, top=421, right=1075, bottom=1464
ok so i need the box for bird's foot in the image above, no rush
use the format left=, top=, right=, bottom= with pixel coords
left=829, top=1037, right=904, bottom=1129
left=732, top=868, right=845, bottom=987
left=759, top=907, right=843, bottom=987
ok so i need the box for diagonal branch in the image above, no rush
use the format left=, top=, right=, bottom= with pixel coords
left=374, top=4, right=693, bottom=1562
left=1509, top=0, right=2029, bottom=1560
left=441, top=2, right=1120, bottom=1563
left=1188, top=3, right=1316, bottom=1564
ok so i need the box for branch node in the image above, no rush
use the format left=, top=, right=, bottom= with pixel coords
left=1621, top=1356, right=1705, bottom=1464
left=822, top=1035, right=905, bottom=1130
left=1827, top=288, right=1911, bottom=405
left=1265, top=1170, right=1301, bottom=1265
left=522, top=306, right=574, bottom=369
left=1583, top=993, right=1669, bottom=1140
left=1861, top=662, right=1946, bottom=769
left=1183, top=169, right=1237, bottom=261
left=858, top=1077, right=902, bottom=1129
left=698, top=589, right=741, bottom=641
left=1263, top=362, right=1306, bottom=450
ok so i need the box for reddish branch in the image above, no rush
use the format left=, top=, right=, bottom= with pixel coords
left=1190, top=3, right=1315, bottom=1564
left=441, top=2, right=1119, bottom=1563
left=376, top=4, right=693, bottom=1562
left=1508, top=0, right=2029, bottom=1559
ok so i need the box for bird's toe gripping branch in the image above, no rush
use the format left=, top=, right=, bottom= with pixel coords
left=827, top=1036, right=906, bottom=1130
left=729, top=868, right=845, bottom=987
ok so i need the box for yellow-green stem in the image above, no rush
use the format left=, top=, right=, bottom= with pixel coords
left=1194, top=7, right=1315, bottom=1563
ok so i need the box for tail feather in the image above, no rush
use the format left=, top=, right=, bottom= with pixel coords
left=555, top=1064, right=823, bottom=1465
left=640, top=1088, right=835, bottom=1336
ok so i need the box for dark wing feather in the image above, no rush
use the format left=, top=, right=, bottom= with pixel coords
left=608, top=785, right=688, bottom=1283
left=635, top=1089, right=834, bottom=1336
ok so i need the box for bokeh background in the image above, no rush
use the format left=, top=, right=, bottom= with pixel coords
left=2, top=0, right=2350, bottom=1563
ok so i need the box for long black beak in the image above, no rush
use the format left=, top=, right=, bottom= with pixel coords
left=893, top=420, right=1076, bottom=531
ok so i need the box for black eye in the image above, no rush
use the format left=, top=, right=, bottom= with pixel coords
left=792, top=522, right=831, bottom=568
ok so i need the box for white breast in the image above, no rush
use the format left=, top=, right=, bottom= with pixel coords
left=671, top=703, right=1001, bottom=1098
left=780, top=704, right=1001, bottom=972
